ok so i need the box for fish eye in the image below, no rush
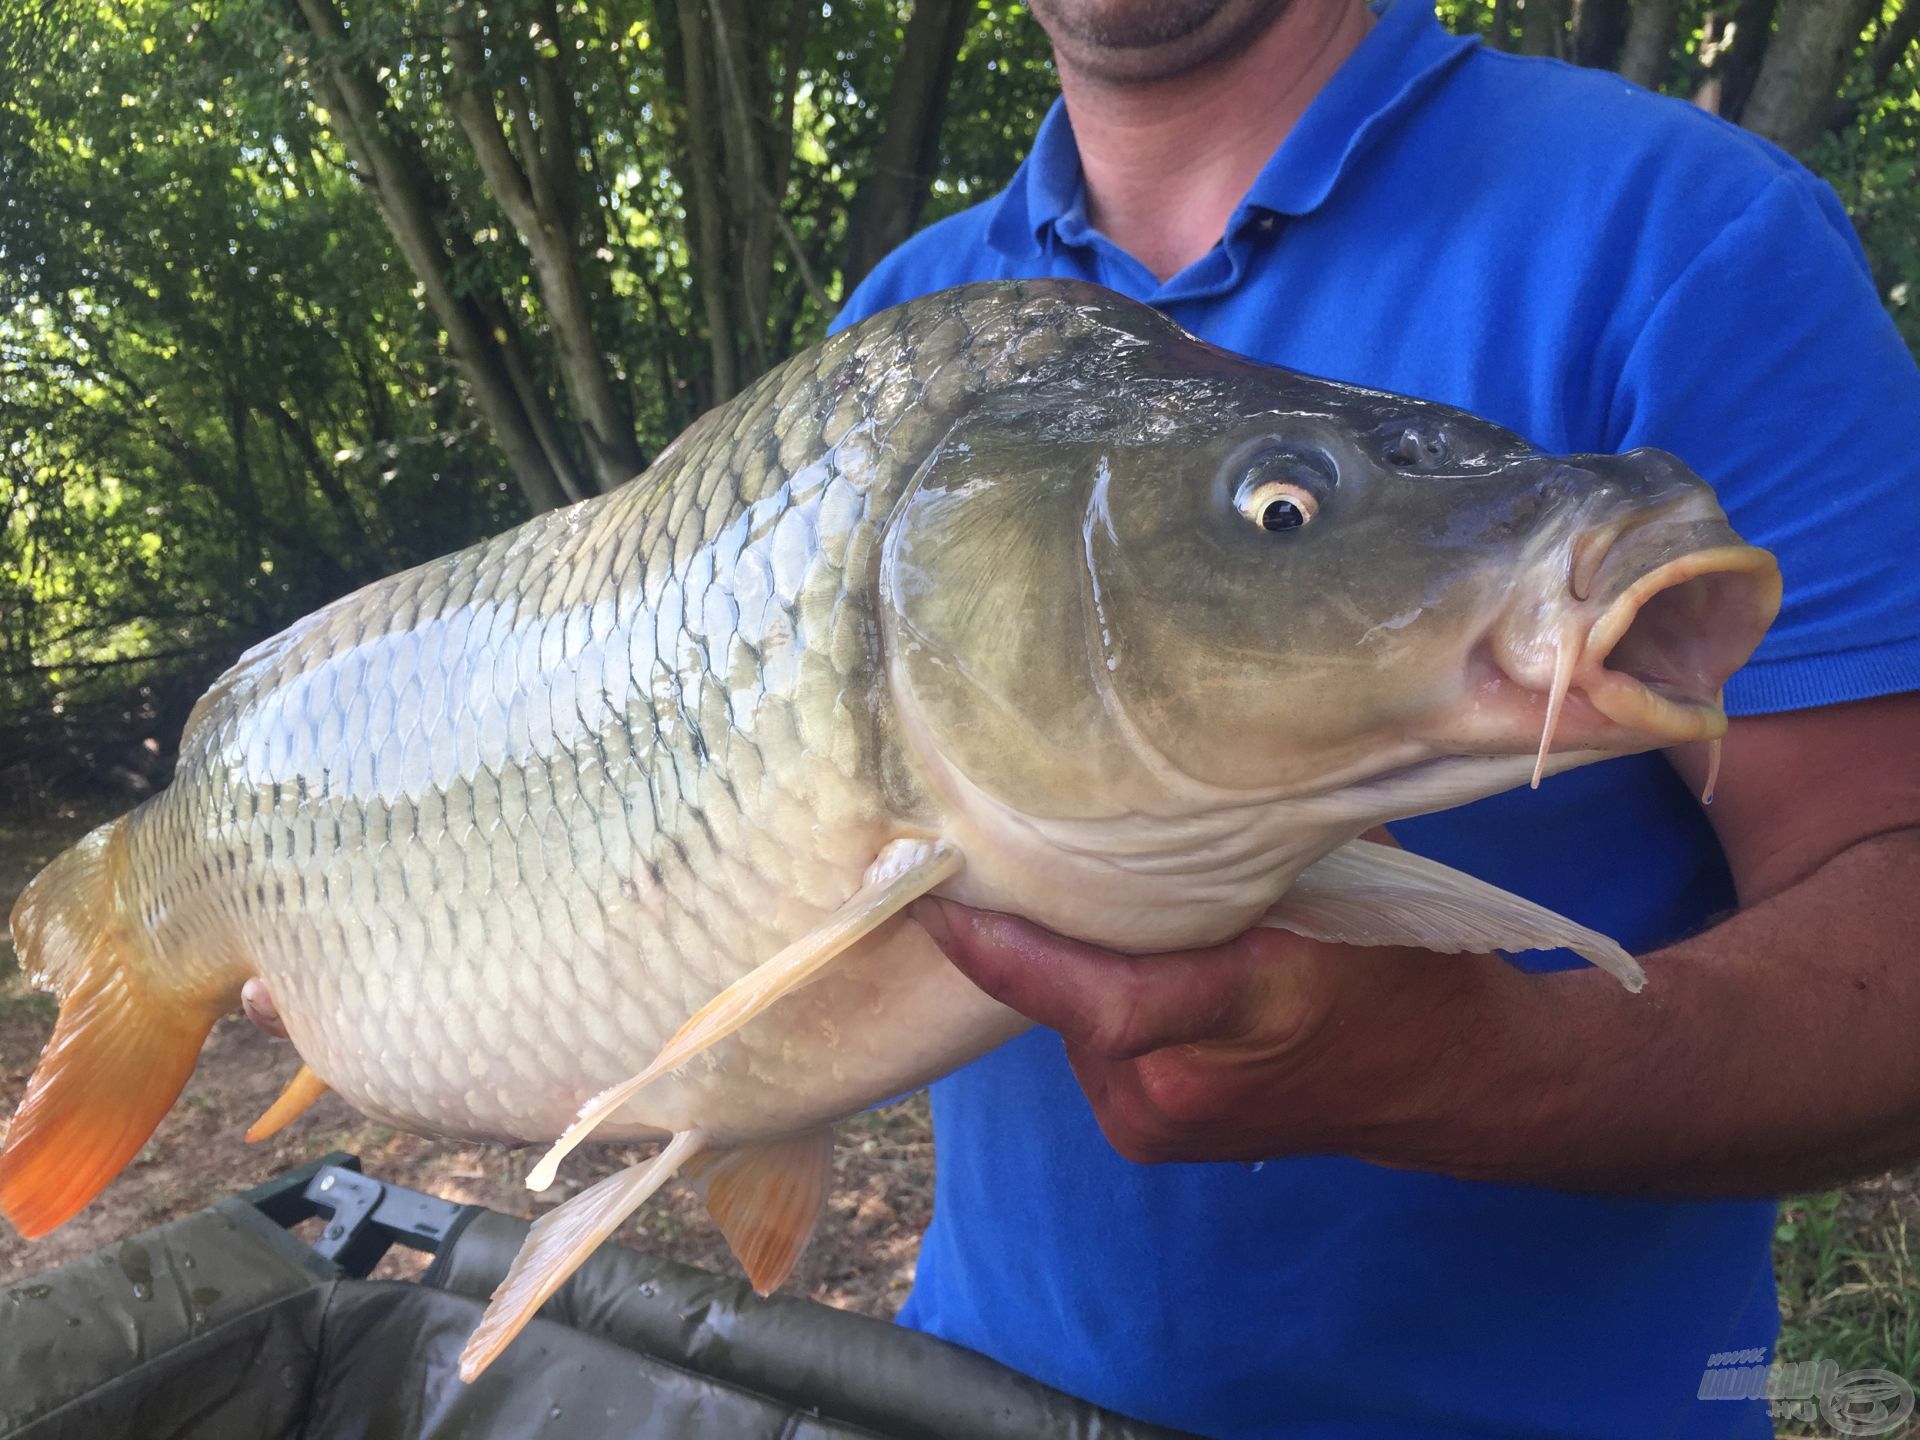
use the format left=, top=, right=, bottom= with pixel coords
left=1237, top=478, right=1318, bottom=532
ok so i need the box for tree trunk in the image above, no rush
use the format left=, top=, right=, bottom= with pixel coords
left=1572, top=0, right=1630, bottom=66
left=706, top=0, right=775, bottom=380
left=1487, top=0, right=1517, bottom=49
left=1869, top=0, right=1920, bottom=89
left=669, top=0, right=742, bottom=405
left=1519, top=0, right=1571, bottom=56
left=844, top=0, right=977, bottom=289
left=289, top=0, right=581, bottom=513
left=1703, top=0, right=1782, bottom=121
left=442, top=11, right=646, bottom=493
left=1743, top=0, right=1880, bottom=151
left=1619, top=0, right=1684, bottom=87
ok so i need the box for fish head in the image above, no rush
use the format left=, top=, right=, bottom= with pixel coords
left=882, top=302, right=1779, bottom=843
left=1061, top=415, right=1782, bottom=812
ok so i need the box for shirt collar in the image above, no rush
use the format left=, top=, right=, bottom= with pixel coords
left=984, top=0, right=1476, bottom=263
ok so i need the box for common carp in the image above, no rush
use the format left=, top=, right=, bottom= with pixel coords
left=0, top=280, right=1779, bottom=1377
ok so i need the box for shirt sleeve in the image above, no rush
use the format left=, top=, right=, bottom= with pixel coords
left=1607, top=169, right=1920, bottom=716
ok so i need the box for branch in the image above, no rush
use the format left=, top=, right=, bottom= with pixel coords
left=769, top=0, right=812, bottom=207
left=1823, top=0, right=1920, bottom=132
left=259, top=397, right=383, bottom=558
left=288, top=0, right=582, bottom=510
left=1487, top=0, right=1517, bottom=52
left=1518, top=0, right=1570, bottom=57
left=706, top=0, right=774, bottom=378
left=843, top=0, right=975, bottom=289
left=2, top=648, right=223, bottom=680
left=670, top=0, right=742, bottom=403
left=1617, top=0, right=1682, bottom=87
left=444, top=20, right=541, bottom=227
left=531, top=0, right=582, bottom=236
left=772, top=202, right=833, bottom=316
left=1743, top=0, right=1881, bottom=150
left=1871, top=0, right=1920, bottom=87
left=442, top=9, right=644, bottom=492
left=1571, top=0, right=1629, bottom=68
left=1692, top=0, right=1779, bottom=122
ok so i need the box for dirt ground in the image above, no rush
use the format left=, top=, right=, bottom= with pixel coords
left=0, top=798, right=932, bottom=1314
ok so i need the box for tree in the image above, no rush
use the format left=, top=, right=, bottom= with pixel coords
left=1743, top=0, right=1884, bottom=147
left=265, top=0, right=1049, bottom=507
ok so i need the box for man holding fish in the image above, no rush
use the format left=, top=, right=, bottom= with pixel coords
left=3, top=0, right=1914, bottom=1433
left=835, top=0, right=1920, bottom=1434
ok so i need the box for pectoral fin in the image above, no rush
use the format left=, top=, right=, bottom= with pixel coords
left=244, top=1064, right=329, bottom=1143
left=684, top=1128, right=834, bottom=1294
left=458, top=1128, right=707, bottom=1382
left=1260, top=840, right=1647, bottom=992
left=526, top=838, right=958, bottom=1192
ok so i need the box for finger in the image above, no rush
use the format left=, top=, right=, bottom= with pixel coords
left=242, top=977, right=289, bottom=1040
left=913, top=898, right=1287, bottom=1059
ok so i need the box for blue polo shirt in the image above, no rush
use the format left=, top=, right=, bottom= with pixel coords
left=833, top=3, right=1920, bottom=1435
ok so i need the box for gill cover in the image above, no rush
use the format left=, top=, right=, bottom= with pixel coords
left=881, top=401, right=1136, bottom=814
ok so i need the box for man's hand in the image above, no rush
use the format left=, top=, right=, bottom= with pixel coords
left=913, top=898, right=1493, bottom=1165
left=914, top=692, right=1920, bottom=1195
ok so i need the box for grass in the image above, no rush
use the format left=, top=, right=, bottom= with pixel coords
left=1773, top=1184, right=1920, bottom=1435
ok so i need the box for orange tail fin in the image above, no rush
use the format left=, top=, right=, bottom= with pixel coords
left=0, top=819, right=224, bottom=1239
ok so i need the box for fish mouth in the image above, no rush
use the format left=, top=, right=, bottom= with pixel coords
left=1577, top=544, right=1781, bottom=743
left=1478, top=510, right=1781, bottom=788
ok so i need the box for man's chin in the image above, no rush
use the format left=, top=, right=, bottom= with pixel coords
left=1030, top=0, right=1295, bottom=84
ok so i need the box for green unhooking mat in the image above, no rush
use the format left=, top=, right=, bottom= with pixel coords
left=0, top=1157, right=1195, bottom=1440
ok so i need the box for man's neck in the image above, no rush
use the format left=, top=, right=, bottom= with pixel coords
left=1059, top=0, right=1374, bottom=283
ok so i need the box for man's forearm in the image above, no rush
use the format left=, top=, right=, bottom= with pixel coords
left=1312, top=826, right=1920, bottom=1195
